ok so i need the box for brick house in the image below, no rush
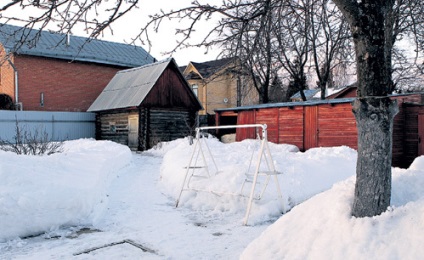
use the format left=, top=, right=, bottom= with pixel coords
left=0, top=24, right=155, bottom=111
left=180, top=57, right=258, bottom=119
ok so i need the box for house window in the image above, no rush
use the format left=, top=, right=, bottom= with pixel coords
left=192, top=84, right=198, bottom=97
left=109, top=122, right=116, bottom=133
left=40, top=92, right=44, bottom=107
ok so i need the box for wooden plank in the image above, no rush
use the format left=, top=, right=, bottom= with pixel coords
left=402, top=106, right=419, bottom=167
left=419, top=114, right=424, bottom=156
left=255, top=108, right=279, bottom=143
left=220, top=111, right=238, bottom=117
left=278, top=107, right=304, bottom=150
left=236, top=110, right=256, bottom=141
left=304, top=106, right=318, bottom=150
left=316, top=103, right=357, bottom=149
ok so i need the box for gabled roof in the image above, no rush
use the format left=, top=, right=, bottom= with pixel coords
left=88, top=58, right=201, bottom=112
left=0, top=23, right=155, bottom=67
left=290, top=89, right=320, bottom=100
left=326, top=83, right=357, bottom=99
left=184, top=57, right=235, bottom=79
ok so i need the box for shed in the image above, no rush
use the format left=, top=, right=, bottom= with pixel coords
left=215, top=93, right=424, bottom=168
left=88, top=58, right=202, bottom=150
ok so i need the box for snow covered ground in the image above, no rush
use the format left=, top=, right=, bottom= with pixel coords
left=0, top=137, right=423, bottom=259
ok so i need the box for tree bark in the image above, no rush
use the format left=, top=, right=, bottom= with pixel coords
left=352, top=97, right=398, bottom=217
left=332, top=0, right=397, bottom=217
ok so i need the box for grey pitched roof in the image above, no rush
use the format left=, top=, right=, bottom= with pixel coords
left=88, top=58, right=174, bottom=112
left=215, top=92, right=422, bottom=113
left=0, top=23, right=155, bottom=67
left=290, top=89, right=320, bottom=100
left=215, top=97, right=356, bottom=113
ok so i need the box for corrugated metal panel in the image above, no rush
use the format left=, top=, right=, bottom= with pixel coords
left=0, top=110, right=95, bottom=142
left=0, top=23, right=155, bottom=67
left=88, top=59, right=173, bottom=112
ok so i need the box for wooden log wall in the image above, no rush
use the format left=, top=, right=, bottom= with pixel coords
left=97, top=110, right=136, bottom=146
left=148, top=108, right=194, bottom=149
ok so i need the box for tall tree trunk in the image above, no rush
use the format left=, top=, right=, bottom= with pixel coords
left=333, top=0, right=397, bottom=217
left=352, top=97, right=398, bottom=217
left=319, top=82, right=326, bottom=100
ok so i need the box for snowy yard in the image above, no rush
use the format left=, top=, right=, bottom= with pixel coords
left=1, top=138, right=424, bottom=259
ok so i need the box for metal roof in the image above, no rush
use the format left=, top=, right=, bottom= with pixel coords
left=215, top=97, right=356, bottom=112
left=215, top=92, right=424, bottom=113
left=290, top=89, right=320, bottom=100
left=88, top=58, right=175, bottom=112
left=0, top=23, right=155, bottom=67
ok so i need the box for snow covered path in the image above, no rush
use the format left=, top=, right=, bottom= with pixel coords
left=1, top=151, right=267, bottom=259
left=3, top=138, right=424, bottom=259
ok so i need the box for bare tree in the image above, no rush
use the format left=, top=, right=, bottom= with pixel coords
left=3, top=0, right=424, bottom=218
left=332, top=0, right=424, bottom=217
left=215, top=0, right=283, bottom=103
left=139, top=0, right=424, bottom=218
left=221, top=0, right=353, bottom=102
left=307, top=0, right=353, bottom=99
left=273, top=2, right=310, bottom=101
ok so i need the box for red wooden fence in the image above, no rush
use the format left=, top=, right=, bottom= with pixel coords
left=216, top=93, right=424, bottom=168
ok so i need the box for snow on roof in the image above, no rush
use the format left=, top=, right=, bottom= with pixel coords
left=290, top=89, right=320, bottom=100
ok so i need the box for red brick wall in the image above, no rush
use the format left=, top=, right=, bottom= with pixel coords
left=14, top=55, right=124, bottom=111
left=0, top=47, right=16, bottom=101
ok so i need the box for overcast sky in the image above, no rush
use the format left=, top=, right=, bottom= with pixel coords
left=99, top=0, right=221, bottom=66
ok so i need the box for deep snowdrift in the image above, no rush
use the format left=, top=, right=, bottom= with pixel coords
left=1, top=137, right=424, bottom=259
left=241, top=157, right=424, bottom=259
left=0, top=139, right=132, bottom=242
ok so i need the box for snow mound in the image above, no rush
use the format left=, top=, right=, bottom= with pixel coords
left=159, top=137, right=356, bottom=224
left=0, top=139, right=132, bottom=242
left=241, top=160, right=424, bottom=259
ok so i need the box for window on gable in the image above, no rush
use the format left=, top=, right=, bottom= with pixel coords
left=192, top=84, right=198, bottom=97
